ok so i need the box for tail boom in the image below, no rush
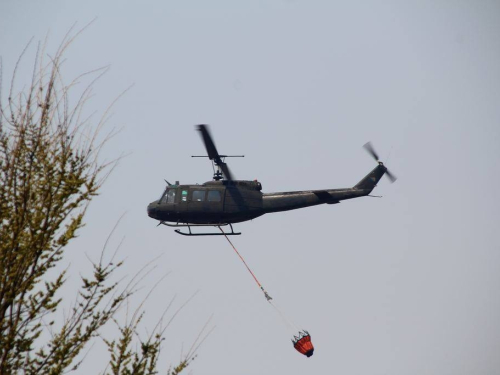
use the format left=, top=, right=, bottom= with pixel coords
left=262, top=164, right=386, bottom=214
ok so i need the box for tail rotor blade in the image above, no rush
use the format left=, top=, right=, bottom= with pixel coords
left=386, top=169, right=397, bottom=183
left=362, top=141, right=397, bottom=184
left=363, top=141, right=380, bottom=161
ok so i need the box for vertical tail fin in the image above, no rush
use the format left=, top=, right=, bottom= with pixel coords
left=354, top=164, right=387, bottom=192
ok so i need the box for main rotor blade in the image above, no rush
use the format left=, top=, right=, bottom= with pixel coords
left=363, top=141, right=380, bottom=161
left=196, top=124, right=234, bottom=180
left=386, top=169, right=397, bottom=183
left=219, top=162, right=233, bottom=181
left=197, top=124, right=221, bottom=162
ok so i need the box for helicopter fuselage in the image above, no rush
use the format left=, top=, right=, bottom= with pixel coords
left=146, top=164, right=387, bottom=226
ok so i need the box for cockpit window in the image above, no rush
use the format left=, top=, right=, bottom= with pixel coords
left=167, top=189, right=176, bottom=203
left=161, top=188, right=176, bottom=203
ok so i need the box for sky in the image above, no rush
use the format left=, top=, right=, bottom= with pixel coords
left=1, top=1, right=500, bottom=374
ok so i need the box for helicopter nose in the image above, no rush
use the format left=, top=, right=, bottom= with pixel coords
left=147, top=203, right=157, bottom=218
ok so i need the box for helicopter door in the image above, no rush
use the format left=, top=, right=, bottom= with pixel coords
left=188, top=189, right=207, bottom=213
left=187, top=188, right=224, bottom=221
left=205, top=189, right=224, bottom=213
left=176, top=188, right=189, bottom=215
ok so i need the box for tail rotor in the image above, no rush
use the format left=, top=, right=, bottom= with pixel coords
left=363, top=142, right=397, bottom=183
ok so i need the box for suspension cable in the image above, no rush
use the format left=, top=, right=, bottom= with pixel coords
left=218, top=227, right=304, bottom=336
left=218, top=226, right=272, bottom=301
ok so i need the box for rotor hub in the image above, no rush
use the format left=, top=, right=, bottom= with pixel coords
left=213, top=169, right=223, bottom=181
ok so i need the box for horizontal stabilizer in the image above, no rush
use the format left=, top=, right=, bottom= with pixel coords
left=313, top=191, right=340, bottom=204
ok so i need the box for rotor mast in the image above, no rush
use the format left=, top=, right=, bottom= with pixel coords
left=192, top=155, right=244, bottom=181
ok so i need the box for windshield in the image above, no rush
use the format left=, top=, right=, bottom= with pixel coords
left=164, top=188, right=176, bottom=203
left=158, top=188, right=176, bottom=204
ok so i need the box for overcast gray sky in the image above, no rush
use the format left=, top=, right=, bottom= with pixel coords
left=1, top=1, right=500, bottom=374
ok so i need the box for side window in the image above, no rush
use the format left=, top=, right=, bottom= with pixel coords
left=166, top=189, right=176, bottom=203
left=192, top=190, right=206, bottom=202
left=207, top=190, right=221, bottom=202
left=181, top=190, right=188, bottom=202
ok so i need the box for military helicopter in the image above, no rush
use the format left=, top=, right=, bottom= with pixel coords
left=147, top=125, right=396, bottom=236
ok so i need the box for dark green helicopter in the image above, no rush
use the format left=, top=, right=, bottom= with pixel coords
left=147, top=125, right=396, bottom=236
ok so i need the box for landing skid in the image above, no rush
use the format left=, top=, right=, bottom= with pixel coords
left=159, top=222, right=241, bottom=236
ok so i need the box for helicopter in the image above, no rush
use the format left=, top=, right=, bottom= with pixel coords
left=147, top=124, right=396, bottom=236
